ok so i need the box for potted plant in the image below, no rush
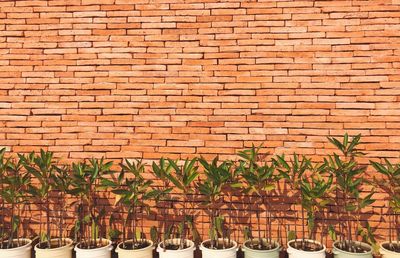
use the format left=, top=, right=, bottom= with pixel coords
left=70, top=158, right=114, bottom=258
left=236, top=146, right=281, bottom=258
left=151, top=158, right=174, bottom=247
left=197, top=156, right=238, bottom=258
left=370, top=158, right=400, bottom=257
left=325, top=134, right=375, bottom=258
left=274, top=154, right=328, bottom=258
left=0, top=149, right=32, bottom=258
left=154, top=158, right=199, bottom=258
left=105, top=159, right=155, bottom=258
left=22, top=150, right=74, bottom=258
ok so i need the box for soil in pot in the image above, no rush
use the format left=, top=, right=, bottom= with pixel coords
left=288, top=240, right=324, bottom=252
left=77, top=241, right=109, bottom=249
left=244, top=239, right=278, bottom=250
left=334, top=241, right=372, bottom=253
left=118, top=240, right=151, bottom=250
left=0, top=239, right=31, bottom=249
left=381, top=243, right=400, bottom=253
left=36, top=240, right=72, bottom=249
left=159, top=241, right=191, bottom=250
left=202, top=239, right=235, bottom=250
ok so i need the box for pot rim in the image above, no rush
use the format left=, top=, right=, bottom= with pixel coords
left=333, top=240, right=372, bottom=254
left=287, top=239, right=326, bottom=253
left=75, top=238, right=112, bottom=251
left=242, top=239, right=280, bottom=253
left=34, top=238, right=73, bottom=250
left=116, top=239, right=154, bottom=252
left=0, top=238, right=32, bottom=250
left=157, top=238, right=195, bottom=253
left=200, top=238, right=238, bottom=252
left=380, top=241, right=400, bottom=254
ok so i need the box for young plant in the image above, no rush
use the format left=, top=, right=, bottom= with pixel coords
left=22, top=150, right=61, bottom=248
left=198, top=156, right=235, bottom=249
left=0, top=148, right=8, bottom=242
left=53, top=165, right=73, bottom=247
left=70, top=158, right=113, bottom=249
left=105, top=159, right=154, bottom=249
left=274, top=153, right=311, bottom=249
left=324, top=133, right=375, bottom=253
left=370, top=158, right=400, bottom=252
left=236, top=146, right=278, bottom=250
left=299, top=167, right=332, bottom=249
left=0, top=150, right=31, bottom=248
left=164, top=158, right=199, bottom=249
left=151, top=158, right=173, bottom=249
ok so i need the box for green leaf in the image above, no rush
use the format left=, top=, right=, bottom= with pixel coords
left=288, top=230, right=296, bottom=241
left=328, top=225, right=337, bottom=241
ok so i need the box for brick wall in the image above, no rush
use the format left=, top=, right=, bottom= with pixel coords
left=1, top=0, right=399, bottom=247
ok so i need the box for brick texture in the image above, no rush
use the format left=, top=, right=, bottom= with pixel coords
left=1, top=0, right=400, bottom=248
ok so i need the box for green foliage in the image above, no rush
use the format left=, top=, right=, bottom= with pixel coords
left=198, top=156, right=234, bottom=247
left=166, top=158, right=199, bottom=192
left=198, top=157, right=233, bottom=204
left=324, top=133, right=375, bottom=246
left=287, top=230, right=296, bottom=241
left=237, top=145, right=277, bottom=196
left=166, top=158, right=199, bottom=248
left=22, top=150, right=59, bottom=246
left=370, top=159, right=400, bottom=213
left=274, top=153, right=310, bottom=190
left=275, top=153, right=333, bottom=244
left=108, top=159, right=155, bottom=245
left=243, top=226, right=252, bottom=241
left=150, top=226, right=158, bottom=244
left=300, top=169, right=332, bottom=238
left=70, top=157, right=113, bottom=247
left=0, top=149, right=31, bottom=248
left=358, top=222, right=379, bottom=254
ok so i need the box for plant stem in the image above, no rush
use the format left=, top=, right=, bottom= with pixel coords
left=8, top=201, right=15, bottom=248
left=122, top=209, right=127, bottom=248
left=210, top=200, right=215, bottom=249
left=256, top=205, right=262, bottom=249
left=46, top=194, right=51, bottom=248
left=180, top=192, right=187, bottom=249
left=301, top=206, right=305, bottom=249
left=132, top=202, right=136, bottom=245
left=389, top=211, right=392, bottom=244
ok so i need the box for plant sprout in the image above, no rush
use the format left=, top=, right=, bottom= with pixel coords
left=198, top=156, right=235, bottom=249
left=370, top=158, right=400, bottom=252
left=23, top=150, right=60, bottom=248
left=0, top=149, right=31, bottom=248
left=164, top=158, right=199, bottom=249
left=325, top=133, right=375, bottom=253
left=299, top=166, right=332, bottom=248
left=236, top=146, right=278, bottom=250
left=53, top=165, right=73, bottom=247
left=151, top=158, right=174, bottom=249
left=274, top=153, right=310, bottom=249
left=104, top=159, right=155, bottom=249
left=70, top=158, right=112, bottom=249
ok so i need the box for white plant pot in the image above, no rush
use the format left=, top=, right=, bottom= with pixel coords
left=75, top=238, right=113, bottom=258
left=333, top=241, right=372, bottom=258
left=156, top=238, right=195, bottom=258
left=0, top=238, right=32, bottom=258
left=200, top=238, right=238, bottom=258
left=116, top=239, right=154, bottom=258
left=35, top=238, right=73, bottom=258
left=287, top=239, right=326, bottom=258
left=380, top=241, right=400, bottom=258
left=242, top=239, right=280, bottom=258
